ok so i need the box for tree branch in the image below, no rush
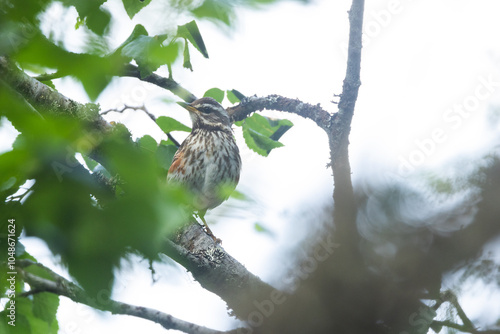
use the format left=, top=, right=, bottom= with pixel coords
left=121, top=64, right=198, bottom=103
left=0, top=56, right=108, bottom=132
left=440, top=290, right=478, bottom=333
left=102, top=104, right=180, bottom=147
left=330, top=0, right=364, bottom=176
left=431, top=320, right=500, bottom=334
left=227, top=94, right=334, bottom=131
left=18, top=260, right=237, bottom=334
left=329, top=0, right=364, bottom=247
left=164, top=222, right=279, bottom=320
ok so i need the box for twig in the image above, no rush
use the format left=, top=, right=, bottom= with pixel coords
left=441, top=290, right=478, bottom=333
left=425, top=290, right=500, bottom=334
left=432, top=320, right=471, bottom=332
left=19, top=260, right=236, bottom=334
left=101, top=104, right=180, bottom=147
left=431, top=320, right=500, bottom=334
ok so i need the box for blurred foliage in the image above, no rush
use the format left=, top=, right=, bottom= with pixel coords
left=15, top=1, right=500, bottom=334
left=0, top=0, right=297, bottom=99
left=0, top=103, right=190, bottom=296
left=257, top=156, right=500, bottom=334
left=0, top=0, right=498, bottom=332
left=0, top=0, right=301, bottom=330
left=0, top=245, right=59, bottom=334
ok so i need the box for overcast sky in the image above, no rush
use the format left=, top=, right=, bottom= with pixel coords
left=3, top=0, right=500, bottom=332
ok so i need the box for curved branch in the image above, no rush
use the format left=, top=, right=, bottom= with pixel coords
left=19, top=260, right=235, bottom=334
left=227, top=94, right=333, bottom=132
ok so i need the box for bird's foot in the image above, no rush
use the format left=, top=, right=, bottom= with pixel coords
left=197, top=214, right=222, bottom=244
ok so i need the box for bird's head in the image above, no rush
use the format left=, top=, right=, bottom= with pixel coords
left=177, top=97, right=231, bottom=131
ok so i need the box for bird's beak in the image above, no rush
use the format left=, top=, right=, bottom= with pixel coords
left=177, top=101, right=199, bottom=114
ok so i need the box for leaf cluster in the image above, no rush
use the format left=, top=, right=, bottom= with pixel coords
left=0, top=0, right=297, bottom=330
left=203, top=88, right=294, bottom=156
left=0, top=0, right=211, bottom=100
left=0, top=250, right=59, bottom=334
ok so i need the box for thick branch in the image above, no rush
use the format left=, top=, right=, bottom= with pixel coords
left=121, top=64, right=197, bottom=103
left=329, top=0, right=364, bottom=246
left=19, top=260, right=231, bottom=334
left=330, top=0, right=364, bottom=172
left=227, top=94, right=333, bottom=131
left=0, top=56, right=108, bottom=131
left=164, top=223, right=279, bottom=320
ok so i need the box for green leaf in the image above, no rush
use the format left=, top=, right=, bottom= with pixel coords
left=182, top=39, right=193, bottom=71
left=229, top=189, right=247, bottom=200
left=13, top=32, right=120, bottom=100
left=63, top=0, right=106, bottom=18
left=113, top=24, right=148, bottom=56
left=1, top=296, right=58, bottom=334
left=156, top=116, right=191, bottom=134
left=75, top=16, right=85, bottom=29
left=192, top=0, right=233, bottom=26
left=40, top=79, right=56, bottom=90
left=121, top=35, right=180, bottom=77
left=254, top=222, right=275, bottom=237
left=177, top=20, right=209, bottom=58
left=254, top=222, right=268, bottom=232
left=17, top=298, right=51, bottom=333
left=0, top=177, right=17, bottom=192
left=227, top=89, right=245, bottom=104
left=23, top=264, right=57, bottom=282
left=62, top=0, right=110, bottom=35
left=122, top=0, right=152, bottom=19
left=239, top=113, right=293, bottom=156
left=33, top=293, right=60, bottom=328
left=243, top=128, right=283, bottom=156
left=156, top=143, right=178, bottom=171
left=85, top=7, right=111, bottom=35
left=74, top=55, right=117, bottom=100
left=137, top=135, right=158, bottom=153
left=204, top=88, right=225, bottom=103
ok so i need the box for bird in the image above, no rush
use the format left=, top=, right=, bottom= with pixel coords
left=167, top=97, right=242, bottom=242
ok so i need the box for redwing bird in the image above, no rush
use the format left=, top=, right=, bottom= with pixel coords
left=167, top=97, right=242, bottom=242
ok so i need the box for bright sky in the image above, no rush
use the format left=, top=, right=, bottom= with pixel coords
left=3, top=0, right=500, bottom=332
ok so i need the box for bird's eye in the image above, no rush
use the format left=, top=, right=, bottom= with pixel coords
left=199, top=106, right=212, bottom=114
